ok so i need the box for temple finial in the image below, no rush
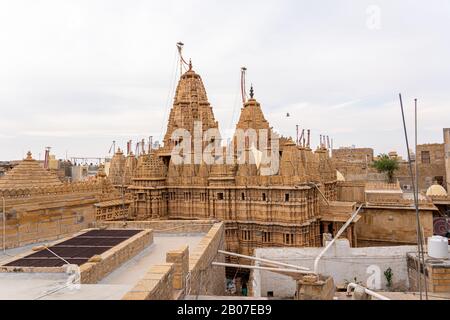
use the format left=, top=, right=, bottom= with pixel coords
left=189, top=59, right=192, bottom=71
left=250, top=84, right=254, bottom=99
left=26, top=151, right=32, bottom=160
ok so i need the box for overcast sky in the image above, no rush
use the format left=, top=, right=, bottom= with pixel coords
left=0, top=0, right=449, bottom=161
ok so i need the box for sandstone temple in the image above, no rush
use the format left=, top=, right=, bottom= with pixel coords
left=107, top=62, right=357, bottom=262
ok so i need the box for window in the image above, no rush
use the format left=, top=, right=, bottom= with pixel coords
left=285, top=193, right=290, bottom=202
left=241, top=230, right=251, bottom=241
left=262, top=232, right=271, bottom=243
left=421, top=151, right=431, bottom=164
left=435, top=176, right=444, bottom=186
left=284, top=233, right=294, bottom=245
left=262, top=193, right=266, bottom=201
left=267, top=291, right=274, bottom=297
left=241, top=193, right=245, bottom=201
left=218, top=192, right=224, bottom=200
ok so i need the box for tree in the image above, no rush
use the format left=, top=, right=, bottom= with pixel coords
left=372, top=154, right=399, bottom=183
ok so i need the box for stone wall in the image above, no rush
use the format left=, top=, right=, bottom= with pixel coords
left=1, top=193, right=97, bottom=249
left=380, top=144, right=446, bottom=193
left=122, top=263, right=175, bottom=300
left=121, top=221, right=226, bottom=299
left=188, top=222, right=226, bottom=296
left=408, top=253, right=450, bottom=293
left=253, top=242, right=417, bottom=298
left=80, top=229, right=153, bottom=284
left=94, top=219, right=217, bottom=233
left=356, top=205, right=435, bottom=246
left=336, top=181, right=365, bottom=203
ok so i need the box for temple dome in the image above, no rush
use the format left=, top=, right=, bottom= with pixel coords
left=133, top=153, right=167, bottom=179
left=426, top=184, right=448, bottom=197
left=0, top=151, right=62, bottom=190
left=108, top=148, right=126, bottom=185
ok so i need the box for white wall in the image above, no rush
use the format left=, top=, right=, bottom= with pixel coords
left=252, top=240, right=417, bottom=298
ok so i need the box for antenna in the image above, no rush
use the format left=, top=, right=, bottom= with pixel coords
left=176, top=42, right=189, bottom=74
left=44, top=146, right=51, bottom=169
left=241, top=67, right=247, bottom=104
left=296, top=125, right=299, bottom=146
left=399, top=93, right=428, bottom=300
left=149, top=136, right=153, bottom=153
left=109, top=141, right=116, bottom=154
left=307, top=129, right=311, bottom=148
left=127, top=140, right=132, bottom=155
left=302, top=129, right=305, bottom=147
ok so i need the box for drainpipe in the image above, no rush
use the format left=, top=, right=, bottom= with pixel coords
left=346, top=283, right=390, bottom=300
left=313, top=204, right=363, bottom=274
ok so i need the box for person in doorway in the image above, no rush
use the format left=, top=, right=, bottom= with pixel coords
left=241, top=282, right=248, bottom=296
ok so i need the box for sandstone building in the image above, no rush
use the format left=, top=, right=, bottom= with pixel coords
left=107, top=63, right=357, bottom=261
left=0, top=152, right=130, bottom=249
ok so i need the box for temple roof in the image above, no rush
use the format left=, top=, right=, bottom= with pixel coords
left=0, top=151, right=62, bottom=190
left=235, top=97, right=271, bottom=131
left=108, top=148, right=126, bottom=185
left=163, top=66, right=218, bottom=150
left=133, top=152, right=167, bottom=179
left=426, top=184, right=447, bottom=197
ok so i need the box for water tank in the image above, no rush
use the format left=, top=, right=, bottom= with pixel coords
left=428, top=236, right=449, bottom=259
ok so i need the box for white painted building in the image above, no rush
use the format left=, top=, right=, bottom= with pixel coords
left=252, top=240, right=417, bottom=298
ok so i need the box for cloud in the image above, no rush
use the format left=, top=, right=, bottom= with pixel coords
left=0, top=0, right=449, bottom=160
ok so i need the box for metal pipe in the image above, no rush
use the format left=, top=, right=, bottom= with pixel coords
left=313, top=204, right=363, bottom=274
left=310, top=183, right=330, bottom=206
left=415, top=98, right=429, bottom=300
left=218, top=249, right=310, bottom=271
left=346, top=283, right=390, bottom=300
left=211, top=262, right=314, bottom=274
left=399, top=93, right=427, bottom=300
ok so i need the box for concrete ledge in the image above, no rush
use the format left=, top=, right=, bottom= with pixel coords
left=94, top=220, right=217, bottom=234
left=80, top=229, right=153, bottom=284
left=188, top=222, right=226, bottom=296
left=122, top=263, right=175, bottom=300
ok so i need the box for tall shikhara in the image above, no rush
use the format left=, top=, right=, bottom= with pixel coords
left=162, top=65, right=219, bottom=154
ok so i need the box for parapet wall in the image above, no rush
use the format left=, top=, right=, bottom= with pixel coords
left=2, top=194, right=97, bottom=249
left=80, top=229, right=153, bottom=284
left=122, top=221, right=225, bottom=300
left=94, top=219, right=218, bottom=234
left=0, top=228, right=153, bottom=287
left=188, top=222, right=226, bottom=296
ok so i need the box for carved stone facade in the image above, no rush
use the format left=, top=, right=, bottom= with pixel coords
left=110, top=64, right=355, bottom=258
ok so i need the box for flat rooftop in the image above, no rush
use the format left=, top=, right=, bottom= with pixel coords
left=0, top=232, right=204, bottom=300
left=4, top=229, right=142, bottom=267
